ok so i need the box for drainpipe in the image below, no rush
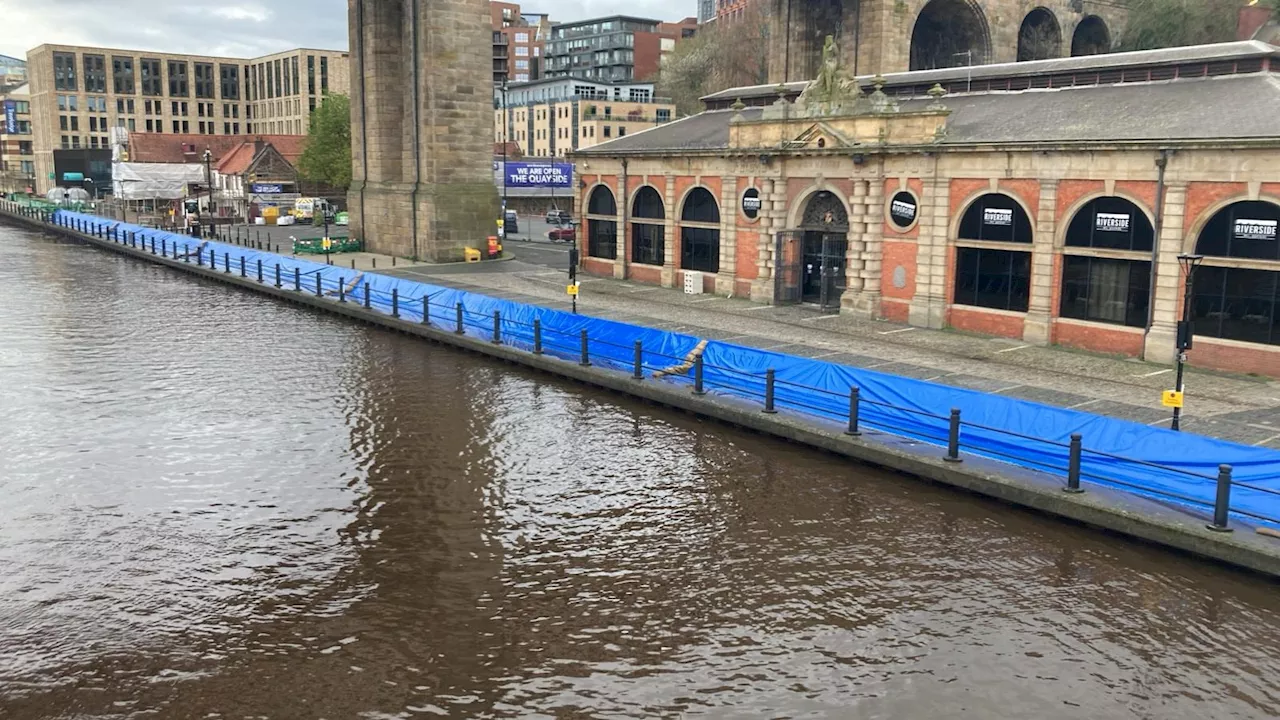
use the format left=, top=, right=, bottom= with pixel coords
left=852, top=2, right=861, bottom=77
left=784, top=0, right=792, bottom=82
left=1141, top=148, right=1171, bottom=360
left=621, top=157, right=629, bottom=268
left=409, top=0, right=421, bottom=261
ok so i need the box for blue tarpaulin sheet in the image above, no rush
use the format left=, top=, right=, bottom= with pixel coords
left=55, top=210, right=1280, bottom=526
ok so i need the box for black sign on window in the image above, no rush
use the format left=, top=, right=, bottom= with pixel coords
left=888, top=191, right=917, bottom=229
left=741, top=187, right=761, bottom=220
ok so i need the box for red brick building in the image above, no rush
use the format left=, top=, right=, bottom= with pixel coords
left=572, top=42, right=1280, bottom=378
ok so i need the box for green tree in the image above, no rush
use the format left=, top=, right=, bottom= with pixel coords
left=655, top=5, right=772, bottom=117
left=1119, top=0, right=1247, bottom=51
left=297, top=94, right=352, bottom=190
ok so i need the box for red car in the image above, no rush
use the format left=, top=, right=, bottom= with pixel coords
left=548, top=226, right=576, bottom=243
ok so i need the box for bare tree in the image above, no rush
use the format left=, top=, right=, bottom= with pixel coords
left=655, top=3, right=773, bottom=117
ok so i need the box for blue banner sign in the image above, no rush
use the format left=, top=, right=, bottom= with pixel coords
left=251, top=183, right=285, bottom=194
left=3, top=100, right=15, bottom=134
left=503, top=162, right=572, bottom=189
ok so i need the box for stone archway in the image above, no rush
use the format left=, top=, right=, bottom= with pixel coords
left=1018, top=7, right=1062, bottom=62
left=1071, top=15, right=1111, bottom=57
left=910, top=0, right=991, bottom=71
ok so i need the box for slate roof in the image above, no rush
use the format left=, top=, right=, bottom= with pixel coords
left=578, top=73, right=1280, bottom=155
left=127, top=133, right=306, bottom=165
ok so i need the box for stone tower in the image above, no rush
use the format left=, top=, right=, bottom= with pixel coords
left=348, top=0, right=500, bottom=262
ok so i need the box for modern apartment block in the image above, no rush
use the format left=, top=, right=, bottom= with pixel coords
left=0, top=83, right=34, bottom=193
left=543, top=16, right=697, bottom=83
left=491, top=1, right=549, bottom=85
left=24, top=44, right=348, bottom=195
left=494, top=77, right=674, bottom=157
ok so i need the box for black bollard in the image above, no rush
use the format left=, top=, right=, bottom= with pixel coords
left=633, top=341, right=643, bottom=380
left=845, top=387, right=862, bottom=436
left=372, top=257, right=377, bottom=269
left=338, top=277, right=346, bottom=303
left=392, top=288, right=400, bottom=318
left=392, top=256, right=396, bottom=267
left=1065, top=434, right=1084, bottom=493
left=579, top=330, right=590, bottom=367
left=763, top=369, right=777, bottom=414
left=533, top=318, right=542, bottom=354
left=274, top=263, right=281, bottom=288
left=455, top=303, right=464, bottom=334
left=224, top=252, right=231, bottom=273
left=184, top=244, right=190, bottom=263
left=492, top=310, right=501, bottom=344
left=256, top=259, right=263, bottom=282
left=293, top=267, right=301, bottom=291
left=945, top=409, right=963, bottom=463
left=351, top=258, right=356, bottom=270
left=421, top=295, right=429, bottom=325
left=1207, top=465, right=1234, bottom=532
left=196, top=247, right=203, bottom=266
left=315, top=273, right=323, bottom=297
left=161, top=238, right=166, bottom=256
left=363, top=283, right=371, bottom=309
left=240, top=256, right=246, bottom=277
left=693, top=355, right=705, bottom=395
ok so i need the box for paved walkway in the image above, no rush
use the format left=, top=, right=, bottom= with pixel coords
left=384, top=260, right=1280, bottom=450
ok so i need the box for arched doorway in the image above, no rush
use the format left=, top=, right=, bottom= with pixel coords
left=1071, top=16, right=1110, bottom=57
left=798, top=190, right=849, bottom=307
left=953, top=194, right=1033, bottom=312
left=1190, top=200, right=1280, bottom=346
left=586, top=185, right=617, bottom=260
left=1018, top=8, right=1061, bottom=62
left=630, top=186, right=665, bottom=266
left=910, top=0, right=991, bottom=71
left=1060, top=196, right=1155, bottom=328
left=680, top=187, right=720, bottom=274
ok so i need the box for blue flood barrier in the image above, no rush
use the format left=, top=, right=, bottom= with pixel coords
left=52, top=210, right=1280, bottom=526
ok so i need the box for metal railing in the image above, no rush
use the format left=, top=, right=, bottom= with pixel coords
left=12, top=200, right=1277, bottom=536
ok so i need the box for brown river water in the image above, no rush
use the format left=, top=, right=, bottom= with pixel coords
left=2, top=223, right=1279, bottom=719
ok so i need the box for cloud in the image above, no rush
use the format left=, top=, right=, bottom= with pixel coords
left=0, top=0, right=698, bottom=59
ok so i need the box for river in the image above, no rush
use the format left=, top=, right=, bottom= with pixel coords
left=2, top=222, right=1279, bottom=719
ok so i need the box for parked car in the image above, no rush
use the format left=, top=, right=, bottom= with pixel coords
left=503, top=209, right=519, bottom=235
left=546, top=209, right=572, bottom=226
left=548, top=226, right=576, bottom=243
left=334, top=211, right=349, bottom=226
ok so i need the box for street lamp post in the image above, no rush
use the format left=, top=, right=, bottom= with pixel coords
left=1171, top=253, right=1204, bottom=432
left=501, top=79, right=510, bottom=226
left=202, top=149, right=215, bottom=238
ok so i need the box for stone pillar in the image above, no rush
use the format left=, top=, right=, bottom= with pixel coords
left=349, top=0, right=500, bottom=263
left=857, top=178, right=885, bottom=316
left=908, top=174, right=950, bottom=329
left=661, top=174, right=676, bottom=288
left=614, top=172, right=627, bottom=279
left=1023, top=180, right=1058, bottom=345
left=716, top=176, right=738, bottom=296
left=750, top=177, right=783, bottom=302
left=1143, top=182, right=1188, bottom=364
left=842, top=181, right=868, bottom=304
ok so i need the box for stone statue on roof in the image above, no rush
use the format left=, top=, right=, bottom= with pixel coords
left=796, top=35, right=864, bottom=117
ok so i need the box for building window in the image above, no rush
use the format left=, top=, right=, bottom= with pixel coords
left=83, top=54, right=106, bottom=93
left=71, top=136, right=80, bottom=149
left=233, top=122, right=240, bottom=134
left=516, top=46, right=529, bottom=57
left=631, top=186, right=665, bottom=266
left=140, top=58, right=162, bottom=95
left=266, top=61, right=274, bottom=99
left=586, top=185, right=618, bottom=259
left=61, top=135, right=70, bottom=148
left=1188, top=200, right=1280, bottom=345
left=619, top=127, right=626, bottom=137
left=307, top=55, right=316, bottom=94
left=1064, top=196, right=1154, bottom=252
left=59, top=116, right=68, bottom=131
left=320, top=56, right=329, bottom=93
left=1060, top=256, right=1151, bottom=328
left=53, top=52, right=77, bottom=91
left=194, top=62, right=214, bottom=98
left=292, top=56, right=300, bottom=95
left=958, top=194, right=1033, bottom=243
left=172, top=120, right=179, bottom=133
left=220, top=63, right=240, bottom=100
left=515, top=32, right=529, bottom=43
left=603, top=126, right=611, bottom=138
left=168, top=60, right=189, bottom=96
left=274, top=59, right=283, bottom=97
left=128, top=118, right=135, bottom=131
left=954, top=249, right=1031, bottom=312
left=680, top=187, right=720, bottom=273
left=70, top=116, right=79, bottom=131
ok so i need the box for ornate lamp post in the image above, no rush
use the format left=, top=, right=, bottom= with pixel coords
left=1171, top=253, right=1204, bottom=431
left=203, top=149, right=215, bottom=236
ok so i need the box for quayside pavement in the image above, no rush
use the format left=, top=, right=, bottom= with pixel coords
left=388, top=254, right=1280, bottom=451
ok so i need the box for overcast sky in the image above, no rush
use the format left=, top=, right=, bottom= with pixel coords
left=0, top=1, right=699, bottom=59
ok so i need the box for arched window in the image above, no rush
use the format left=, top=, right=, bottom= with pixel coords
left=680, top=187, right=720, bottom=273
left=631, top=186, right=665, bottom=266
left=910, top=0, right=992, bottom=71
left=1018, top=8, right=1061, bottom=62
left=586, top=185, right=617, bottom=260
left=953, top=194, right=1033, bottom=312
left=1191, top=200, right=1280, bottom=346
left=1071, top=16, right=1110, bottom=57
left=1060, top=196, right=1153, bottom=328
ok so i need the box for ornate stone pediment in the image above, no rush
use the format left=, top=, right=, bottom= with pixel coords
left=781, top=122, right=854, bottom=150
